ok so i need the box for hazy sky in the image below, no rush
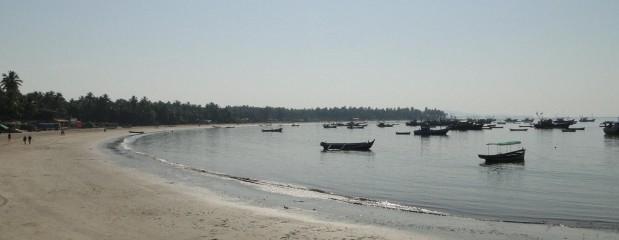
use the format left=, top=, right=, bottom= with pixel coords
left=1, top=0, right=617, bottom=116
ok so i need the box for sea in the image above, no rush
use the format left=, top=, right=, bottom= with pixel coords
left=112, top=119, right=619, bottom=233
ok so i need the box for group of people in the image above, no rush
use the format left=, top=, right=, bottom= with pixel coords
left=5, top=133, right=33, bottom=144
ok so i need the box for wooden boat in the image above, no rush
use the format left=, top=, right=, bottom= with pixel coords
left=579, top=116, right=595, bottom=122
left=478, top=141, right=525, bottom=164
left=414, top=127, right=448, bottom=136
left=603, top=121, right=619, bottom=136
left=291, top=124, right=300, bottom=127
left=395, top=131, right=411, bottom=135
left=347, top=125, right=366, bottom=129
left=261, top=128, right=283, bottom=132
left=534, top=118, right=574, bottom=129
left=509, top=128, right=528, bottom=131
left=322, top=124, right=337, bottom=128
left=128, top=131, right=145, bottom=134
left=562, top=129, right=576, bottom=132
left=491, top=126, right=504, bottom=129
left=320, top=140, right=375, bottom=151
left=519, top=125, right=533, bottom=128
left=569, top=127, right=585, bottom=130
left=225, top=126, right=235, bottom=128
left=377, top=122, right=395, bottom=128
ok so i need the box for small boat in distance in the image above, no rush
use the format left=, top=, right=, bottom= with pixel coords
left=225, top=126, right=235, bottom=128
left=320, top=140, right=375, bottom=151
left=377, top=122, right=395, bottom=128
left=569, top=127, right=585, bottom=130
left=414, top=126, right=449, bottom=136
left=261, top=128, right=283, bottom=133
left=395, top=131, right=411, bottom=135
left=347, top=125, right=366, bottom=129
left=478, top=141, right=525, bottom=165
left=509, top=128, right=528, bottom=131
left=291, top=123, right=300, bottom=127
left=128, top=131, right=145, bottom=134
left=579, top=116, right=596, bottom=122
left=323, top=123, right=337, bottom=128
left=562, top=129, right=576, bottom=132
left=519, top=125, right=533, bottom=128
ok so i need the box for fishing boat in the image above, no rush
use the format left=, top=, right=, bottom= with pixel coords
left=225, top=126, right=235, bottom=128
left=602, top=121, right=619, bottom=136
left=579, top=116, right=596, bottom=122
left=413, top=126, right=449, bottom=136
left=291, top=123, right=300, bottom=127
left=569, top=127, right=585, bottom=130
left=534, top=118, right=575, bottom=129
left=320, top=139, right=375, bottom=151
left=491, top=126, right=504, bottom=129
left=562, top=129, right=576, bottom=132
left=395, top=131, right=411, bottom=135
left=509, top=128, right=528, bottom=131
left=519, top=125, right=533, bottom=128
left=128, top=131, right=145, bottom=134
left=347, top=125, right=366, bottom=129
left=322, top=123, right=337, bottom=128
left=478, top=141, right=525, bottom=165
left=377, top=122, right=395, bottom=128
left=261, top=128, right=283, bottom=132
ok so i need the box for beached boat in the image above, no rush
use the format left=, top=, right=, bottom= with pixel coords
left=320, top=140, right=375, bottom=151
left=602, top=121, right=619, bottom=136
left=261, top=128, right=283, bottom=132
left=509, top=128, right=528, bottom=131
left=395, top=131, right=411, bottom=135
left=128, top=131, right=145, bottom=134
left=478, top=141, right=525, bottom=164
left=414, top=127, right=449, bottom=136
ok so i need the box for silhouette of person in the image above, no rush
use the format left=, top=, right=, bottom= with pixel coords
left=7, top=133, right=10, bottom=141
left=28, top=136, right=32, bottom=144
left=23, top=136, right=27, bottom=144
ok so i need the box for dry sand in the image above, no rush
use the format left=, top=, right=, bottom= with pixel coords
left=0, top=127, right=430, bottom=240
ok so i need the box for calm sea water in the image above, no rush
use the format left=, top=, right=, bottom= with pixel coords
left=129, top=120, right=619, bottom=229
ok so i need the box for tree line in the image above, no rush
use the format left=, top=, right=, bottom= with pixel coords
left=1, top=71, right=447, bottom=126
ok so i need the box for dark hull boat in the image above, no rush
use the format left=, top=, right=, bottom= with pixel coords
left=320, top=140, right=375, bottom=151
left=395, top=131, right=411, bottom=135
left=262, top=128, right=283, bottom=132
left=603, top=122, right=619, bottom=136
left=562, top=129, right=576, bottom=132
left=377, top=122, right=395, bottom=127
left=414, top=127, right=448, bottom=136
left=509, top=128, right=528, bottom=131
left=579, top=117, right=595, bottom=122
left=534, top=119, right=574, bottom=129
left=347, top=125, right=366, bottom=129
left=128, top=131, right=145, bottom=134
left=323, top=124, right=337, bottom=128
left=479, top=149, right=525, bottom=164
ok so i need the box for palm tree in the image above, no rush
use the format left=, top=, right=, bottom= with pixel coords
left=1, top=70, right=23, bottom=94
left=1, top=71, right=23, bottom=119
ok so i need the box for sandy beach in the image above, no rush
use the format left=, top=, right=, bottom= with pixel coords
left=0, top=126, right=426, bottom=240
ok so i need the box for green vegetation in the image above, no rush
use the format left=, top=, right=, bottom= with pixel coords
left=1, top=71, right=446, bottom=126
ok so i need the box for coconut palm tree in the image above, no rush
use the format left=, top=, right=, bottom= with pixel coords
left=1, top=71, right=23, bottom=94
left=1, top=71, right=23, bottom=119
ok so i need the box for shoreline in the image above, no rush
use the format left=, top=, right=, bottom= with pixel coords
left=2, top=125, right=619, bottom=239
left=0, top=126, right=425, bottom=240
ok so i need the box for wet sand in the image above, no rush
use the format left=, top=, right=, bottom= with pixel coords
left=0, top=126, right=427, bottom=240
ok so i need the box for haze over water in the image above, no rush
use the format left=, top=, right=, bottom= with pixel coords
left=128, top=120, right=619, bottom=230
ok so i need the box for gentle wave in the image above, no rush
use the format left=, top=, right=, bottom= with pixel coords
left=116, top=134, right=447, bottom=216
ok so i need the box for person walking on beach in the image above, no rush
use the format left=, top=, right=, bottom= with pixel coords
left=28, top=136, right=32, bottom=144
left=7, top=133, right=10, bottom=141
left=22, top=136, right=27, bottom=144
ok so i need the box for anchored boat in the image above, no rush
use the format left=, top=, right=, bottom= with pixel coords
left=478, top=141, right=525, bottom=165
left=320, top=140, right=375, bottom=151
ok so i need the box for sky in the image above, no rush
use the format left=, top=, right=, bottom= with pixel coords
left=1, top=0, right=617, bottom=116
